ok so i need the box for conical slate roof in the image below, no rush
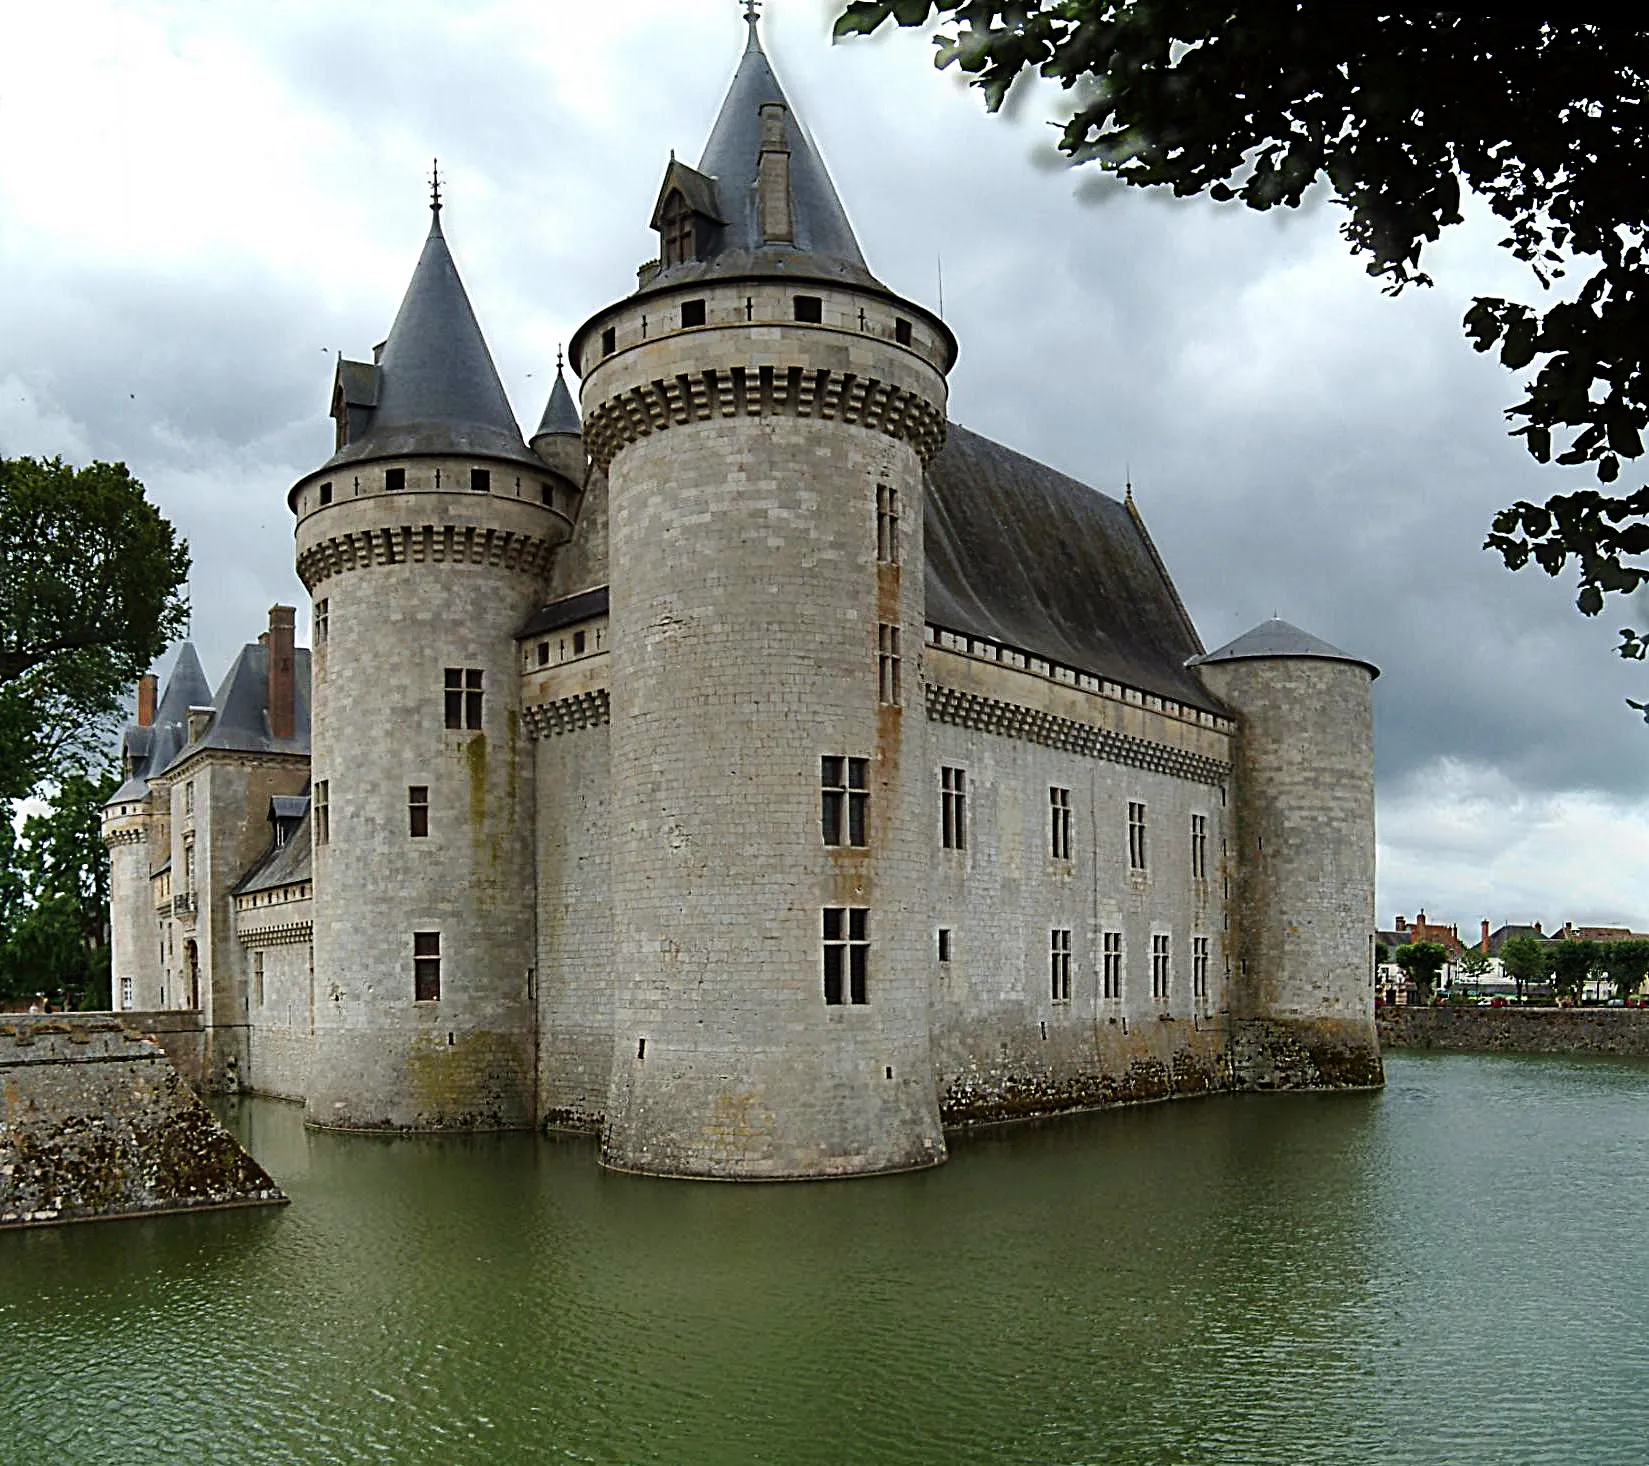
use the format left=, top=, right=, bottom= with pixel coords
left=1190, top=618, right=1379, bottom=679
left=534, top=360, right=581, bottom=439
left=107, top=643, right=212, bottom=804
left=324, top=207, right=539, bottom=472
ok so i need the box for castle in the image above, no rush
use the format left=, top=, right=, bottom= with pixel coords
left=102, top=14, right=1383, bottom=1179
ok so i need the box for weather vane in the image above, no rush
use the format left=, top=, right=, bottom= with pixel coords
left=430, top=158, right=443, bottom=214
left=743, top=0, right=761, bottom=24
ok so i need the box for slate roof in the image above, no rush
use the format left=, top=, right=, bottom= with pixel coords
left=235, top=808, right=313, bottom=897
left=517, top=586, right=610, bottom=640
left=924, top=424, right=1221, bottom=714
left=320, top=207, right=540, bottom=474
left=1191, top=617, right=1379, bottom=678
left=171, top=642, right=311, bottom=766
left=1485, top=924, right=1549, bottom=956
left=642, top=17, right=880, bottom=293
left=108, top=643, right=212, bottom=805
left=534, top=362, right=582, bottom=440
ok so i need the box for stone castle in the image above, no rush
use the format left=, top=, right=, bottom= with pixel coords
left=102, top=16, right=1383, bottom=1179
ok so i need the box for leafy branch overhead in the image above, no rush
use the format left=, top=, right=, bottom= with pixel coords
left=835, top=3, right=1649, bottom=685
left=0, top=457, right=190, bottom=799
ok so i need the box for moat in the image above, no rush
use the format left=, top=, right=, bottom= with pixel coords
left=3, top=1052, right=1648, bottom=1464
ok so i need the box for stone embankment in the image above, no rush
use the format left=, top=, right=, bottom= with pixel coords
left=1379, top=1005, right=1649, bottom=1056
left=0, top=1015, right=285, bottom=1229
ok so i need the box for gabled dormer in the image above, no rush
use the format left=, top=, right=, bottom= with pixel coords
left=650, top=158, right=726, bottom=269
left=329, top=357, right=381, bottom=453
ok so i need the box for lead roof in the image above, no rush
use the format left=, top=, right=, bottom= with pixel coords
left=1191, top=617, right=1379, bottom=679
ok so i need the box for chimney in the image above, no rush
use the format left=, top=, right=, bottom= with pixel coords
left=187, top=705, right=213, bottom=743
left=268, top=604, right=296, bottom=741
left=137, top=674, right=158, bottom=728
left=1416, top=909, right=1426, bottom=927
left=1395, top=915, right=1407, bottom=933
left=1534, top=921, right=1543, bottom=936
left=757, top=102, right=795, bottom=245
left=1481, top=919, right=1490, bottom=952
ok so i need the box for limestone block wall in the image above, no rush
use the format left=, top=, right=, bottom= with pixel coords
left=1195, top=656, right=1381, bottom=1089
left=237, top=889, right=314, bottom=1103
left=925, top=696, right=1232, bottom=1123
left=297, top=479, right=566, bottom=1130
left=104, top=807, right=163, bottom=1012
left=579, top=279, right=951, bottom=1177
left=0, top=1016, right=284, bottom=1229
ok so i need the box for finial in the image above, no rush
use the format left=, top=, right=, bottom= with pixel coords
left=430, top=158, right=443, bottom=214
left=556, top=345, right=565, bottom=374
left=1124, top=464, right=1134, bottom=505
left=742, top=0, right=763, bottom=48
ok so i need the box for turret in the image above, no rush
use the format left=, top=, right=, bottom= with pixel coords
left=1190, top=619, right=1383, bottom=1088
left=290, top=184, right=579, bottom=1129
left=530, top=354, right=585, bottom=489
left=569, top=14, right=956, bottom=1177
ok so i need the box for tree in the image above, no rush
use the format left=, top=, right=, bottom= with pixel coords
left=1601, top=938, right=1649, bottom=1002
left=1499, top=934, right=1551, bottom=1003
left=1458, top=945, right=1492, bottom=989
left=1547, top=937, right=1598, bottom=1005
left=834, top=5, right=1649, bottom=689
left=0, top=457, right=189, bottom=800
left=1395, top=940, right=1449, bottom=1002
left=0, top=769, right=117, bottom=1010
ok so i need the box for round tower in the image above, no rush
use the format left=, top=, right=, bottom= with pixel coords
left=292, top=193, right=578, bottom=1130
left=1190, top=619, right=1383, bottom=1089
left=569, top=16, right=956, bottom=1177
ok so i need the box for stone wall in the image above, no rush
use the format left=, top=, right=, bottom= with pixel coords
left=0, top=1016, right=284, bottom=1229
left=117, top=1009, right=206, bottom=1089
left=1379, top=1005, right=1649, bottom=1056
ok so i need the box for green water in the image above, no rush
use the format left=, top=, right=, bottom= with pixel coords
left=3, top=1053, right=1648, bottom=1464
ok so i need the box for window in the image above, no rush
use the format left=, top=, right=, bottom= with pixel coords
left=444, top=668, right=483, bottom=730
left=315, top=598, right=329, bottom=646
left=573, top=630, right=586, bottom=656
left=313, top=781, right=329, bottom=845
left=661, top=191, right=696, bottom=267
left=1193, top=936, right=1210, bottom=1000
left=537, top=641, right=550, bottom=667
left=119, top=975, right=133, bottom=1010
left=1191, top=814, right=1208, bottom=880
left=821, top=756, right=869, bottom=847
left=1050, top=787, right=1072, bottom=860
left=822, top=907, right=868, bottom=1005
left=414, top=932, right=441, bottom=1002
left=318, top=481, right=333, bottom=507
left=540, top=481, right=554, bottom=506
left=471, top=467, right=491, bottom=493
left=384, top=467, right=406, bottom=493
left=878, top=623, right=902, bottom=705
left=409, top=786, right=429, bottom=838
left=184, top=779, right=195, bottom=816
left=681, top=298, right=707, bottom=328
left=253, top=950, right=265, bottom=1008
left=941, top=766, right=966, bottom=850
left=1152, top=933, right=1171, bottom=1004
left=876, top=484, right=900, bottom=563
left=1128, top=801, right=1148, bottom=872
left=938, top=928, right=952, bottom=963
left=183, top=835, right=196, bottom=892
left=1103, top=931, right=1123, bottom=1000
left=601, top=326, right=617, bottom=357
left=1050, top=929, right=1072, bottom=1002
left=794, top=295, right=823, bottom=324
left=895, top=317, right=913, bottom=347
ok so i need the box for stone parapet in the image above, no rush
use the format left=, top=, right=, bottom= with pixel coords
left=1379, top=1005, right=1649, bottom=1055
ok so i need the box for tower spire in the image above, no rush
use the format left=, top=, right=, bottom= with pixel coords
left=429, top=158, right=443, bottom=215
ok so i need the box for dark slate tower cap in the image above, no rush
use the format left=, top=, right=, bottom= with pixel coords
left=534, top=356, right=582, bottom=439
left=1189, top=618, right=1380, bottom=679
left=320, top=196, right=540, bottom=475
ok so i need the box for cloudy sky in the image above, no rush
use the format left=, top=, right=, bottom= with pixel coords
left=3, top=0, right=1644, bottom=932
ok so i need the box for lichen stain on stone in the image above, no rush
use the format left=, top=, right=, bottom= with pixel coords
left=405, top=1029, right=531, bottom=1130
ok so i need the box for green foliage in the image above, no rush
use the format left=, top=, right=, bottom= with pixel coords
left=0, top=769, right=118, bottom=1009
left=1394, top=941, right=1450, bottom=1001
left=834, top=4, right=1649, bottom=690
left=1547, top=938, right=1599, bottom=1003
left=1602, top=939, right=1649, bottom=1002
left=0, top=457, right=189, bottom=801
left=1458, top=946, right=1492, bottom=985
left=1498, top=935, right=1552, bottom=1000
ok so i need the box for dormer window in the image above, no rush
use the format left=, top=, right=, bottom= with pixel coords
left=662, top=191, right=696, bottom=268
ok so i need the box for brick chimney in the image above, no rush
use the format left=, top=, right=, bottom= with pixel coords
left=267, top=605, right=296, bottom=741
left=1395, top=915, right=1407, bottom=933
left=137, top=674, right=158, bottom=727
left=1481, top=919, right=1490, bottom=951
left=1534, top=921, right=1543, bottom=936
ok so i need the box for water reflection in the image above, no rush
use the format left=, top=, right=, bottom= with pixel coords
left=3, top=1057, right=1648, bottom=1464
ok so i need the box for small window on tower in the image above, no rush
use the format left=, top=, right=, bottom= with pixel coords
left=471, top=468, right=491, bottom=493
left=794, top=295, right=823, bottom=324
left=938, top=928, right=952, bottom=963
left=409, top=786, right=429, bottom=838
left=318, top=482, right=333, bottom=507
left=314, top=599, right=329, bottom=646
left=537, top=642, right=550, bottom=667
left=444, top=668, right=484, bottom=731
left=413, top=932, right=441, bottom=1002
left=681, top=299, right=707, bottom=329
left=540, top=481, right=554, bottom=506
left=822, top=907, right=869, bottom=1005
left=895, top=318, right=913, bottom=347
left=313, top=781, right=330, bottom=846
left=573, top=630, right=586, bottom=656
left=601, top=326, right=616, bottom=357
left=385, top=467, right=406, bottom=493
